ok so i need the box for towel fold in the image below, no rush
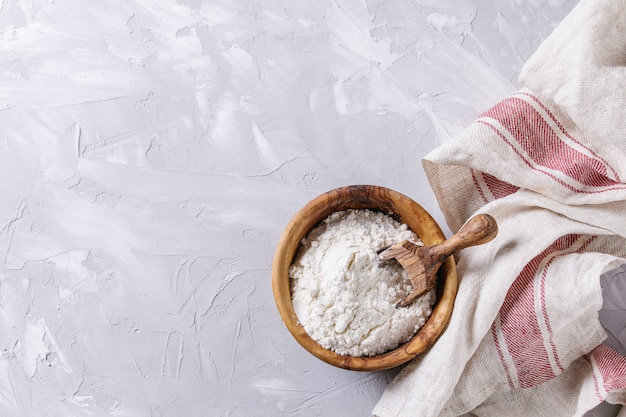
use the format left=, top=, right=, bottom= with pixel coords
left=373, top=0, right=626, bottom=415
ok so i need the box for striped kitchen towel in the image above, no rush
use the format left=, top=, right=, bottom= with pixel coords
left=374, top=0, right=626, bottom=416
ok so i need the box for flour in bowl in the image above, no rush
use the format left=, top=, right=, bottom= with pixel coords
left=289, top=209, right=436, bottom=356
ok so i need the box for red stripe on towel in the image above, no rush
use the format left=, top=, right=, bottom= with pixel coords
left=471, top=169, right=520, bottom=203
left=589, top=344, right=626, bottom=397
left=494, top=235, right=594, bottom=388
left=471, top=169, right=490, bottom=204
left=478, top=94, right=624, bottom=193
left=491, top=318, right=516, bottom=389
left=518, top=91, right=621, bottom=183
left=483, top=172, right=519, bottom=199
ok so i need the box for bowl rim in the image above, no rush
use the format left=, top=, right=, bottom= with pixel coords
left=271, top=184, right=458, bottom=371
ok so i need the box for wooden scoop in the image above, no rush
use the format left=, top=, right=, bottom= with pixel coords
left=379, top=213, right=498, bottom=307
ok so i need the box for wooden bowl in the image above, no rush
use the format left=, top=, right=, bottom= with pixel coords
left=272, top=185, right=458, bottom=371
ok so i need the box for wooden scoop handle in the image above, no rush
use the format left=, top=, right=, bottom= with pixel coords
left=431, top=213, right=498, bottom=259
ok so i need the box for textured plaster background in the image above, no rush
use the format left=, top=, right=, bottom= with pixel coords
left=2, top=0, right=620, bottom=416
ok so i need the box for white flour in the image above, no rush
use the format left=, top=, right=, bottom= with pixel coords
left=290, top=209, right=435, bottom=357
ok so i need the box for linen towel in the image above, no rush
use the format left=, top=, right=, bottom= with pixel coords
left=373, top=0, right=626, bottom=415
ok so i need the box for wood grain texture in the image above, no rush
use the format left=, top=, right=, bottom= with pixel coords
left=381, top=214, right=497, bottom=307
left=271, top=185, right=458, bottom=371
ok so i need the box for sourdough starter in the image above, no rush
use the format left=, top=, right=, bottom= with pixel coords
left=290, top=209, right=435, bottom=356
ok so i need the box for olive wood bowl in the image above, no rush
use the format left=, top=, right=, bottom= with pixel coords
left=272, top=184, right=458, bottom=371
